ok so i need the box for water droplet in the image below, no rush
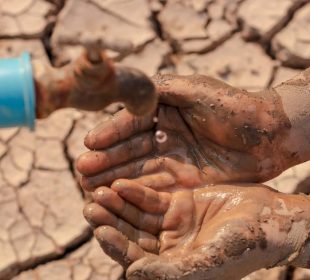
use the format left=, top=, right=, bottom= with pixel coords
left=158, top=157, right=165, bottom=164
left=153, top=116, right=158, bottom=123
left=209, top=103, right=215, bottom=109
left=155, top=130, right=167, bottom=143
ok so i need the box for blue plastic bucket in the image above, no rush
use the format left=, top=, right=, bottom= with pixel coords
left=0, top=52, right=35, bottom=130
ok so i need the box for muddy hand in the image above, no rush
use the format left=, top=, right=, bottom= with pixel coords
left=77, top=70, right=310, bottom=191
left=83, top=177, right=310, bottom=280
left=33, top=42, right=157, bottom=118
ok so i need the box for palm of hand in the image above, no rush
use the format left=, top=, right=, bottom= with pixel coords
left=152, top=74, right=284, bottom=184
left=152, top=103, right=265, bottom=187
left=85, top=180, right=292, bottom=280
left=78, top=102, right=275, bottom=192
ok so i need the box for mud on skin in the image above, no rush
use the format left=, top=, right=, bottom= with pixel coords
left=77, top=68, right=310, bottom=192
left=83, top=179, right=310, bottom=280
left=77, top=68, right=310, bottom=279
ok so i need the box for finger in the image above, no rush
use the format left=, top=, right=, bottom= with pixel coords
left=93, top=187, right=163, bottom=235
left=79, top=155, right=173, bottom=191
left=94, top=225, right=146, bottom=269
left=81, top=154, right=205, bottom=191
left=77, top=132, right=155, bottom=176
left=79, top=156, right=153, bottom=191
left=111, top=179, right=171, bottom=214
left=127, top=256, right=183, bottom=280
left=152, top=74, right=198, bottom=108
left=84, top=109, right=154, bottom=150
left=153, top=74, right=230, bottom=108
left=133, top=172, right=176, bottom=190
left=142, top=155, right=208, bottom=190
left=83, top=203, right=159, bottom=253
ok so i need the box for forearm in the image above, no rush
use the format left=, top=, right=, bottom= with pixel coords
left=289, top=194, right=310, bottom=268
left=273, top=68, right=310, bottom=164
left=277, top=192, right=310, bottom=268
left=292, top=235, right=310, bottom=268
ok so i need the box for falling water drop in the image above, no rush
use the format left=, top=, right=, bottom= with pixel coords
left=155, top=130, right=167, bottom=143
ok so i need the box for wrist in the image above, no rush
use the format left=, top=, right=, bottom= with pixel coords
left=282, top=194, right=310, bottom=268
left=291, top=236, right=310, bottom=268
left=273, top=68, right=310, bottom=164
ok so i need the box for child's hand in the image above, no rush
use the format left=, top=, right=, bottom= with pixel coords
left=83, top=179, right=310, bottom=280
left=77, top=73, right=297, bottom=191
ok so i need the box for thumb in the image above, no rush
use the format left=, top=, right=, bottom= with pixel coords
left=152, top=73, right=235, bottom=108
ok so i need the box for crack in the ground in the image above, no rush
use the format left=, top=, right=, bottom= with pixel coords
left=9, top=150, right=34, bottom=188
left=285, top=265, right=295, bottom=280
left=42, top=22, right=57, bottom=64
left=42, top=0, right=66, bottom=64
left=0, top=159, right=24, bottom=188
left=0, top=188, right=54, bottom=280
left=12, top=229, right=93, bottom=279
left=260, top=0, right=309, bottom=62
left=150, top=9, right=164, bottom=40
left=1, top=1, right=309, bottom=279
left=89, top=0, right=143, bottom=28
left=267, top=63, right=280, bottom=88
left=7, top=183, right=93, bottom=280
left=0, top=118, right=93, bottom=279
left=63, top=118, right=86, bottom=198
left=1, top=1, right=34, bottom=17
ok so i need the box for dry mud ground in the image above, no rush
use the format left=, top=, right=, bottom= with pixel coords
left=0, top=0, right=310, bottom=279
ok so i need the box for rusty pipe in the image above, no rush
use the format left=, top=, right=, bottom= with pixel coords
left=34, top=46, right=157, bottom=118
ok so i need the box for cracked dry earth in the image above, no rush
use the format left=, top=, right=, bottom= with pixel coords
left=0, top=0, right=310, bottom=279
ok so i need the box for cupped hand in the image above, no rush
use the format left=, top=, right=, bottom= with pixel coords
left=77, top=74, right=293, bottom=191
left=83, top=176, right=310, bottom=280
